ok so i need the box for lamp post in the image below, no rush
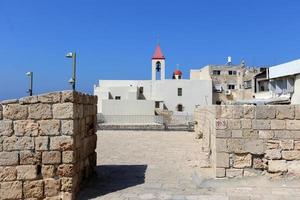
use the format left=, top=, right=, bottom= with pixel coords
left=26, top=72, right=33, bottom=96
left=66, top=52, right=76, bottom=91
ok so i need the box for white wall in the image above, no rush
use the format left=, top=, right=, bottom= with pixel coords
left=269, top=59, right=300, bottom=79
left=291, top=74, right=300, bottom=104
left=101, top=100, right=155, bottom=115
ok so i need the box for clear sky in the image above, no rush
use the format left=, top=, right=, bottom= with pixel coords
left=1, top=0, right=300, bottom=100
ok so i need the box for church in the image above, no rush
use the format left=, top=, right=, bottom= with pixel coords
left=94, top=45, right=212, bottom=123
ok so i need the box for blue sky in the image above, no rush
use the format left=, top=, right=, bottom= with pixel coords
left=1, top=0, right=300, bottom=99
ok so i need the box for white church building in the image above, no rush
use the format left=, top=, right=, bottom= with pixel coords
left=94, top=45, right=212, bottom=123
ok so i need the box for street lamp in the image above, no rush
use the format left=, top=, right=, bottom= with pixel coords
left=26, top=72, right=33, bottom=96
left=66, top=52, right=76, bottom=91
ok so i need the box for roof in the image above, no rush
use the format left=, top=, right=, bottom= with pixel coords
left=269, top=59, right=300, bottom=79
left=152, top=45, right=165, bottom=59
left=174, top=70, right=182, bottom=76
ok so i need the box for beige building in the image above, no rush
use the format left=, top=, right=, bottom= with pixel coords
left=190, top=58, right=263, bottom=104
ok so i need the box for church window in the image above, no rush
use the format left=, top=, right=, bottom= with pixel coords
left=177, top=104, right=183, bottom=112
left=177, top=88, right=182, bottom=96
left=156, top=61, right=161, bottom=72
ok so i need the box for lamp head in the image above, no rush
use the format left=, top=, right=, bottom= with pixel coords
left=68, top=78, right=75, bottom=84
left=26, top=72, right=32, bottom=76
left=66, top=52, right=73, bottom=58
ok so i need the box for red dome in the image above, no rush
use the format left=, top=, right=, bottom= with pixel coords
left=174, top=70, right=182, bottom=76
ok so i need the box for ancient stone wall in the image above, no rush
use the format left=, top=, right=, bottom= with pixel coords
left=0, top=91, right=97, bottom=200
left=195, top=105, right=300, bottom=179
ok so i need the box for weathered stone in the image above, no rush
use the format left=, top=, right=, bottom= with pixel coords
left=286, top=120, right=300, bottom=130
left=3, top=104, right=28, bottom=120
left=244, top=105, right=255, bottom=119
left=268, top=160, right=287, bottom=172
left=241, top=119, right=251, bottom=129
left=287, top=161, right=300, bottom=176
left=215, top=130, right=231, bottom=138
left=226, top=169, right=243, bottom=178
left=271, top=120, right=285, bottom=130
left=276, top=105, right=295, bottom=119
left=61, top=192, right=74, bottom=200
left=227, top=139, right=245, bottom=153
left=232, top=106, right=244, bottom=119
left=259, top=130, right=274, bottom=139
left=20, top=151, right=41, bottom=165
left=227, top=119, right=241, bottom=130
left=0, top=152, right=19, bottom=165
left=58, top=164, right=74, bottom=177
left=62, top=151, right=75, bottom=164
left=23, top=180, right=44, bottom=198
left=265, top=149, right=281, bottom=160
left=14, top=120, right=39, bottom=136
left=0, top=120, right=13, bottom=136
left=16, top=165, right=37, bottom=180
left=280, top=140, right=294, bottom=150
left=50, top=136, right=74, bottom=151
left=42, top=151, right=61, bottom=164
left=39, top=120, right=60, bottom=136
left=61, top=177, right=74, bottom=192
left=216, top=138, right=227, bottom=152
left=215, top=119, right=227, bottom=130
left=252, top=120, right=271, bottom=130
left=295, top=106, right=300, bottom=119
left=231, top=130, right=242, bottom=138
left=216, top=153, right=229, bottom=168
left=53, top=103, right=74, bottom=119
left=216, top=168, right=226, bottom=178
left=266, top=140, right=280, bottom=149
left=28, top=103, right=52, bottom=119
left=255, top=105, right=276, bottom=119
left=38, top=92, right=61, bottom=103
left=35, top=136, right=49, bottom=151
left=19, top=96, right=39, bottom=104
left=282, top=150, right=300, bottom=160
left=295, top=141, right=300, bottom=150
left=61, top=91, right=76, bottom=103
left=245, top=139, right=264, bottom=154
left=0, top=166, right=17, bottom=181
left=0, top=181, right=22, bottom=199
left=44, top=178, right=61, bottom=197
left=243, top=168, right=262, bottom=177
left=61, top=120, right=75, bottom=135
left=42, top=165, right=55, bottom=178
left=3, top=136, right=34, bottom=151
left=233, top=153, right=252, bottom=168
left=253, top=157, right=265, bottom=169
left=242, top=130, right=258, bottom=139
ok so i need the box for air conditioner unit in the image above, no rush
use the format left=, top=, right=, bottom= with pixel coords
left=225, top=90, right=231, bottom=95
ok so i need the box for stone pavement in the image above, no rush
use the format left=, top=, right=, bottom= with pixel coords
left=77, top=131, right=300, bottom=200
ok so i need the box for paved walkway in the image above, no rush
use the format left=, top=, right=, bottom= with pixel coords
left=77, top=130, right=300, bottom=200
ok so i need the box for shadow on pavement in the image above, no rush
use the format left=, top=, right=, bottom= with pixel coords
left=76, top=164, right=147, bottom=200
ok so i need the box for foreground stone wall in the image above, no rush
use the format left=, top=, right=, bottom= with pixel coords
left=195, top=105, right=300, bottom=179
left=0, top=91, right=97, bottom=200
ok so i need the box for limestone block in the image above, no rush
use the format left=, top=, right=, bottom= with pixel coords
left=252, top=120, right=271, bottom=130
left=14, top=120, right=39, bottom=136
left=265, top=149, right=281, bottom=160
left=295, top=141, right=300, bottom=150
left=255, top=105, right=276, bottom=119
left=0, top=181, right=22, bottom=199
left=42, top=165, right=55, bottom=178
left=61, top=120, right=75, bottom=135
left=19, top=95, right=39, bottom=104
left=62, top=151, right=75, bottom=163
left=16, top=165, right=37, bottom=180
left=38, top=92, right=61, bottom=103
left=276, top=105, right=295, bottom=119
left=3, top=136, right=34, bottom=151
left=286, top=120, right=300, bottom=130
left=245, top=139, right=264, bottom=154
left=0, top=152, right=19, bottom=165
left=232, top=130, right=242, bottom=138
left=61, top=91, right=76, bottom=103
left=61, top=192, right=74, bottom=200
left=282, top=150, right=300, bottom=160
left=215, top=119, right=227, bottom=130
left=3, top=104, right=28, bottom=120
left=259, top=130, right=274, bottom=139
left=241, top=119, right=252, bottom=129
left=232, top=106, right=244, bottom=119
left=39, top=120, right=60, bottom=136
left=0, top=166, right=17, bottom=181
left=44, top=178, right=61, bottom=197
left=216, top=130, right=231, bottom=138
left=280, top=140, right=294, bottom=150
left=244, top=105, right=255, bottom=119
left=28, top=103, right=52, bottom=119
left=227, top=139, right=245, bottom=153
left=53, top=103, right=74, bottom=119
left=243, top=168, right=262, bottom=177
left=50, top=136, right=74, bottom=151
left=266, top=140, right=280, bottom=149
left=274, top=130, right=298, bottom=139
left=58, top=164, right=74, bottom=177
left=35, top=136, right=49, bottom=151
left=242, top=130, right=258, bottom=139
left=268, top=160, right=287, bottom=172
left=253, top=157, right=265, bottom=169
left=271, top=120, right=285, bottom=130
left=287, top=161, right=300, bottom=177
left=216, top=153, right=229, bottom=168
left=295, top=106, right=300, bottom=119
left=42, top=151, right=61, bottom=164
left=226, top=169, right=243, bottom=178
left=233, top=153, right=252, bottom=168
left=0, top=120, right=13, bottom=136
left=227, top=119, right=241, bottom=130
left=216, top=168, right=225, bottom=178
left=61, top=177, right=74, bottom=192
left=20, top=151, right=42, bottom=165
left=23, top=180, right=44, bottom=198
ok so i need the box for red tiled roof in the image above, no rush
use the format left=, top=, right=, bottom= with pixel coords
left=152, top=45, right=165, bottom=59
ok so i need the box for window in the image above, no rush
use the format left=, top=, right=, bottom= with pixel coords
left=228, top=84, right=235, bottom=90
left=244, top=80, right=252, bottom=89
left=213, top=70, right=221, bottom=75
left=258, top=80, right=269, bottom=92
left=177, top=88, right=182, bottom=96
left=139, top=87, right=144, bottom=94
left=177, top=104, right=183, bottom=112
left=228, top=71, right=237, bottom=75
left=115, top=96, right=121, bottom=100
left=156, top=61, right=161, bottom=72
left=216, top=101, right=222, bottom=105
left=155, top=101, right=160, bottom=108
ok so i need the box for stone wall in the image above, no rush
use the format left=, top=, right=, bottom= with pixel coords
left=195, top=105, right=300, bottom=179
left=0, top=91, right=97, bottom=200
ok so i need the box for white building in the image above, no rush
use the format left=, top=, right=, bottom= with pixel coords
left=94, top=45, right=212, bottom=122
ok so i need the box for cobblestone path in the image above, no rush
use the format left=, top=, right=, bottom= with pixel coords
left=77, top=131, right=300, bottom=200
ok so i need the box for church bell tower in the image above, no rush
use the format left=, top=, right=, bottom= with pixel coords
left=152, top=45, right=165, bottom=80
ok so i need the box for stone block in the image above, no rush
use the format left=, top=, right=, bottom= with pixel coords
left=242, top=130, right=258, bottom=139
left=243, top=168, right=262, bottom=177
left=287, top=161, right=300, bottom=177
left=232, top=106, right=244, bottom=119
left=265, top=149, right=281, bottom=160
left=61, top=120, right=75, bottom=135
left=268, top=160, right=287, bottom=172
left=244, top=105, right=255, bottom=119
left=28, top=103, right=52, bottom=119
left=255, top=105, right=276, bottom=119
left=215, top=130, right=231, bottom=138
left=295, top=141, right=300, bottom=150
left=253, top=157, right=265, bottom=169
left=62, top=151, right=75, bottom=163
left=42, top=165, right=55, bottom=178
left=286, top=120, right=300, bottom=130
left=0, top=166, right=17, bottom=181
left=216, top=168, right=225, bottom=178
left=280, top=140, right=294, bottom=150
left=53, top=103, right=74, bottom=119
left=3, top=104, right=28, bottom=120
left=274, top=130, right=298, bottom=139
left=295, top=106, right=300, bottom=119
left=14, top=120, right=39, bottom=136
left=215, top=119, right=227, bottom=130
left=227, top=139, right=245, bottom=153
left=216, top=153, right=229, bottom=168
left=38, top=92, right=61, bottom=103
left=241, top=119, right=252, bottom=129
left=227, top=119, right=241, bottom=130
left=266, top=140, right=280, bottom=149
left=20, top=151, right=41, bottom=165
left=0, top=181, right=22, bottom=199
left=16, top=165, right=37, bottom=180
left=271, top=120, right=285, bottom=130
left=61, top=177, right=75, bottom=192
left=245, top=139, right=264, bottom=154
left=259, top=130, right=274, bottom=139
left=226, top=169, right=243, bottom=178
left=3, top=136, right=34, bottom=151
left=0, top=152, right=19, bottom=165
left=58, top=164, right=74, bottom=177
left=252, top=120, right=271, bottom=130
left=233, top=153, right=252, bottom=168
left=0, top=120, right=13, bottom=136
left=282, top=150, right=300, bottom=160
left=232, top=130, right=242, bottom=138
left=23, top=180, right=44, bottom=198
left=276, top=105, right=295, bottom=119
left=61, top=192, right=74, bottom=200
left=50, top=136, right=74, bottom=151
left=39, top=120, right=60, bottom=136
left=35, top=136, right=49, bottom=151
left=61, top=91, right=76, bottom=103
left=19, top=95, right=39, bottom=104
left=42, top=151, right=61, bottom=164
left=44, top=178, right=61, bottom=197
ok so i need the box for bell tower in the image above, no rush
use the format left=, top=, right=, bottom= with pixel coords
left=152, top=45, right=165, bottom=80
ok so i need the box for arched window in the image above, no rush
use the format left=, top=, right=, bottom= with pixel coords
left=177, top=104, right=183, bottom=112
left=156, top=61, right=161, bottom=72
